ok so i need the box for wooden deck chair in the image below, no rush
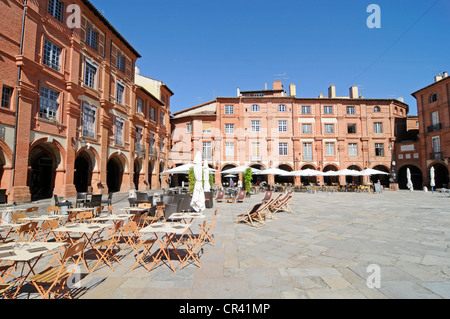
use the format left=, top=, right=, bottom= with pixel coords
left=215, top=190, right=225, bottom=202
left=29, top=241, right=86, bottom=299
left=236, top=190, right=246, bottom=203
left=262, top=198, right=278, bottom=220
left=235, top=203, right=267, bottom=228
left=269, top=194, right=295, bottom=214
left=262, top=191, right=273, bottom=203
left=90, top=221, right=123, bottom=272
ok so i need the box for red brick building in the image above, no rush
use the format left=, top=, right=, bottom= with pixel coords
left=410, top=72, right=450, bottom=189
left=170, top=81, right=408, bottom=187
left=0, top=0, right=171, bottom=203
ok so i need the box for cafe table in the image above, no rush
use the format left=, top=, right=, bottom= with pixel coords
left=119, top=207, right=150, bottom=222
left=139, top=222, right=191, bottom=273
left=0, top=208, right=27, bottom=225
left=0, top=241, right=68, bottom=298
left=51, top=223, right=109, bottom=272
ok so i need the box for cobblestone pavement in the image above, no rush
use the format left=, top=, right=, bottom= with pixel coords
left=11, top=190, right=450, bottom=299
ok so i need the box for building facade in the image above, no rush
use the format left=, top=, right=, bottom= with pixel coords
left=410, top=72, right=450, bottom=189
left=170, top=81, right=409, bottom=187
left=0, top=0, right=171, bottom=203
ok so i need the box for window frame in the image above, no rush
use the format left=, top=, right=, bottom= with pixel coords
left=225, top=105, right=234, bottom=115
left=278, top=120, right=287, bottom=132
left=116, top=82, right=125, bottom=105
left=324, top=124, right=335, bottom=134
left=375, top=143, right=384, bottom=157
left=225, top=123, right=234, bottom=134
left=48, top=0, right=64, bottom=22
left=1, top=86, right=13, bottom=109
left=43, top=39, right=62, bottom=71
left=86, top=27, right=98, bottom=50
left=324, top=106, right=333, bottom=115
left=302, top=123, right=312, bottom=134
left=302, top=105, right=311, bottom=114
left=251, top=120, right=260, bottom=132
left=82, top=103, right=96, bottom=139
left=278, top=104, right=287, bottom=112
left=39, top=86, right=60, bottom=121
left=251, top=104, right=260, bottom=112
left=279, top=142, right=288, bottom=156
left=114, top=117, right=125, bottom=146
left=374, top=122, right=383, bottom=134
left=348, top=143, right=358, bottom=157
left=84, top=60, right=97, bottom=89
left=347, top=106, right=355, bottom=115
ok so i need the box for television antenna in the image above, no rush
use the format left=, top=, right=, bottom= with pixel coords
left=274, top=72, right=289, bottom=82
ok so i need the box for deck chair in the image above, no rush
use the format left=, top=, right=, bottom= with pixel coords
left=90, top=221, right=123, bottom=272
left=262, top=198, right=279, bottom=220
left=269, top=193, right=295, bottom=214
left=29, top=241, right=86, bottom=299
left=215, top=190, right=225, bottom=202
left=236, top=190, right=246, bottom=203
left=262, top=191, right=273, bottom=203
left=235, top=203, right=267, bottom=228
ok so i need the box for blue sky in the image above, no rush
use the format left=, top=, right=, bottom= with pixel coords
left=90, top=0, right=450, bottom=115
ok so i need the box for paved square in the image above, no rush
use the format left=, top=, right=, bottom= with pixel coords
left=14, top=190, right=450, bottom=299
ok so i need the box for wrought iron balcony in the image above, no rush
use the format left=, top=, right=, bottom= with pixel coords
left=430, top=152, right=442, bottom=160
left=427, top=123, right=442, bottom=133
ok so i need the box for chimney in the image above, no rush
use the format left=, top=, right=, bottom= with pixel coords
left=349, top=85, right=359, bottom=99
left=397, top=97, right=404, bottom=103
left=237, top=88, right=241, bottom=97
left=435, top=75, right=443, bottom=82
left=273, top=81, right=283, bottom=91
left=135, top=66, right=140, bottom=75
left=265, top=83, right=268, bottom=90
left=289, top=84, right=297, bottom=97
left=318, top=93, right=324, bottom=99
left=328, top=84, right=336, bottom=98
left=444, top=71, right=448, bottom=78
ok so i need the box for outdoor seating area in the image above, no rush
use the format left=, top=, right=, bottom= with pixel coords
left=0, top=198, right=217, bottom=299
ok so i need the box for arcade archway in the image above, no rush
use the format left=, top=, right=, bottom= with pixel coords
left=398, top=165, right=423, bottom=190
left=107, top=157, right=124, bottom=193
left=429, top=163, right=449, bottom=189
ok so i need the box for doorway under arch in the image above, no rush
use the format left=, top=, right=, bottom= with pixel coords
left=74, top=155, right=91, bottom=193
left=371, top=165, right=390, bottom=187
left=398, top=165, right=423, bottom=190
left=323, top=165, right=339, bottom=185
left=429, top=163, right=449, bottom=189
left=107, top=157, right=123, bottom=193
left=347, top=165, right=362, bottom=185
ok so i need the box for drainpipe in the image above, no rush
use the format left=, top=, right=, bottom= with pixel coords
left=11, top=0, right=28, bottom=192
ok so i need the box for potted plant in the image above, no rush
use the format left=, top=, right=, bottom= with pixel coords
left=188, top=167, right=196, bottom=195
left=243, top=168, right=253, bottom=197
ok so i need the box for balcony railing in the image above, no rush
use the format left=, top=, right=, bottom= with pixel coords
left=149, top=148, right=158, bottom=156
left=427, top=123, right=442, bottom=133
left=430, top=152, right=442, bottom=160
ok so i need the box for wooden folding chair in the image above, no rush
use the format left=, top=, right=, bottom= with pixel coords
left=141, top=204, right=165, bottom=226
left=200, top=209, right=217, bottom=247
left=65, top=212, right=78, bottom=225
left=94, top=206, right=104, bottom=217
left=90, top=221, right=123, bottom=272
left=25, top=206, right=39, bottom=217
left=235, top=203, right=267, bottom=228
left=77, top=211, right=93, bottom=223
left=46, top=206, right=60, bottom=216
left=11, top=212, right=26, bottom=224
left=17, top=222, right=39, bottom=241
left=0, top=283, right=14, bottom=299
left=29, top=241, right=86, bottom=299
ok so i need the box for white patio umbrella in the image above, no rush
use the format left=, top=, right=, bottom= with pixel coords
left=203, top=160, right=211, bottom=192
left=287, top=169, right=324, bottom=177
left=162, top=163, right=194, bottom=175
left=254, top=168, right=291, bottom=176
left=190, top=151, right=205, bottom=212
left=430, top=167, right=435, bottom=193
left=334, top=169, right=363, bottom=176
left=221, top=166, right=261, bottom=175
left=406, top=168, right=414, bottom=192
left=360, top=168, right=390, bottom=176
